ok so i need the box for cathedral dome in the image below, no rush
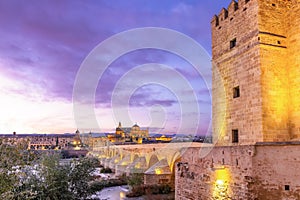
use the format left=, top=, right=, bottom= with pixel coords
left=132, top=123, right=139, bottom=128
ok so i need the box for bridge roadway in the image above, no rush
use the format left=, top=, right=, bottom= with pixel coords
left=90, top=142, right=213, bottom=176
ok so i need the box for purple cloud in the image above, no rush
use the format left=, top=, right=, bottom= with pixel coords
left=0, top=0, right=232, bottom=133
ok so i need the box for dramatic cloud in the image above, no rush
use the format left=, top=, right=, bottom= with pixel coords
left=0, top=0, right=231, bottom=134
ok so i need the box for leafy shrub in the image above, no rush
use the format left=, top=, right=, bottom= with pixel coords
left=127, top=173, right=144, bottom=187
left=0, top=141, right=100, bottom=200
left=100, top=167, right=112, bottom=173
left=90, top=178, right=127, bottom=193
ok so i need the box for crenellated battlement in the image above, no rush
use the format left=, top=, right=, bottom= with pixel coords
left=212, top=0, right=300, bottom=146
left=211, top=0, right=251, bottom=28
left=177, top=1, right=300, bottom=199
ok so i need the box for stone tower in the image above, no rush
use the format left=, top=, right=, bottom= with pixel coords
left=115, top=122, right=124, bottom=138
left=212, top=0, right=300, bottom=145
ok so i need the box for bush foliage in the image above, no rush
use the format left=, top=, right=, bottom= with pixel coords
left=100, top=167, right=112, bottom=173
left=0, top=139, right=99, bottom=200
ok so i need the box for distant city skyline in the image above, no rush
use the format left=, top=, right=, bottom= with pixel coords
left=0, top=0, right=231, bottom=134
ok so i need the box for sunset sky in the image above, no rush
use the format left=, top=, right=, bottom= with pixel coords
left=0, top=0, right=231, bottom=135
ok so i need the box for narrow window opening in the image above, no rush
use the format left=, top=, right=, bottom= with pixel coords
left=285, top=185, right=290, bottom=191
left=233, top=86, right=240, bottom=98
left=222, top=158, right=225, bottom=165
left=216, top=17, right=219, bottom=27
left=258, top=37, right=260, bottom=41
left=222, top=150, right=224, bottom=155
left=236, top=159, right=239, bottom=166
left=277, top=41, right=281, bottom=44
left=232, top=129, right=239, bottom=143
left=224, top=10, right=228, bottom=19
left=234, top=3, right=238, bottom=11
left=230, top=38, right=237, bottom=49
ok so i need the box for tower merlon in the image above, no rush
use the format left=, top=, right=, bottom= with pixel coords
left=212, top=0, right=252, bottom=28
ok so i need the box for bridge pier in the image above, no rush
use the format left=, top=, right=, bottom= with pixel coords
left=144, top=158, right=172, bottom=185
left=115, top=155, right=131, bottom=176
left=91, top=143, right=204, bottom=185
left=125, top=156, right=147, bottom=176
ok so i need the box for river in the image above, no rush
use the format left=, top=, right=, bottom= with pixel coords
left=91, top=185, right=144, bottom=200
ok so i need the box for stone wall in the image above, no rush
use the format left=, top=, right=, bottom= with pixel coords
left=212, top=0, right=262, bottom=145
left=252, top=143, right=300, bottom=199
left=144, top=174, right=172, bottom=185
left=258, top=0, right=291, bottom=142
left=212, top=0, right=300, bottom=144
left=175, top=146, right=256, bottom=199
left=175, top=144, right=300, bottom=199
left=286, top=2, right=300, bottom=139
left=177, top=1, right=300, bottom=199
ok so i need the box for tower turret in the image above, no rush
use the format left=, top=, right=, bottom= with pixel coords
left=212, top=0, right=300, bottom=145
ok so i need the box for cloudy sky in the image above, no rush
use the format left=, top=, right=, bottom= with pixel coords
left=0, top=0, right=231, bottom=135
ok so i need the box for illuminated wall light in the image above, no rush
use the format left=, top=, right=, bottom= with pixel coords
left=74, top=146, right=80, bottom=150
left=135, top=163, right=141, bottom=169
left=120, top=191, right=126, bottom=198
left=121, top=161, right=128, bottom=166
left=155, top=168, right=163, bottom=175
left=216, top=179, right=224, bottom=185
left=213, top=168, right=231, bottom=199
left=215, top=168, right=230, bottom=182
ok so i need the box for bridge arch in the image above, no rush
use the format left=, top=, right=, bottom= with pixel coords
left=148, top=154, right=159, bottom=168
left=170, top=151, right=182, bottom=173
left=132, top=154, right=139, bottom=162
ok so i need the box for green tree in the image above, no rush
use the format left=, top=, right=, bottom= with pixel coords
left=30, top=155, right=99, bottom=200
left=0, top=138, right=100, bottom=200
left=68, top=157, right=99, bottom=199
left=32, top=154, right=73, bottom=200
left=0, top=139, right=37, bottom=199
left=127, top=173, right=144, bottom=188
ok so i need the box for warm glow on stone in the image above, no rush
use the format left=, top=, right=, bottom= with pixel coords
left=120, top=192, right=126, bottom=198
left=216, top=179, right=224, bottom=186
left=155, top=168, right=162, bottom=175
left=121, top=161, right=128, bottom=166
left=213, top=168, right=231, bottom=199
left=74, top=146, right=80, bottom=150
left=135, top=163, right=140, bottom=169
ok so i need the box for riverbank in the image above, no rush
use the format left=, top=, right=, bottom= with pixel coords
left=91, top=185, right=174, bottom=200
left=91, top=186, right=141, bottom=200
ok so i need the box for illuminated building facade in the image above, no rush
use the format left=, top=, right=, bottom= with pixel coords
left=72, top=129, right=82, bottom=148
left=212, top=0, right=300, bottom=145
left=108, top=122, right=149, bottom=143
left=176, top=0, right=300, bottom=199
left=0, top=131, right=77, bottom=150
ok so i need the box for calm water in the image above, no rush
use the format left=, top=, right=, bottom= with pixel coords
left=92, top=186, right=144, bottom=200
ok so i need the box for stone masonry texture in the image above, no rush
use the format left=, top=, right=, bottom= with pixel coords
left=212, top=0, right=300, bottom=145
left=176, top=0, right=300, bottom=199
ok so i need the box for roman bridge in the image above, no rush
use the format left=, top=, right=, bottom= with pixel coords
left=90, top=142, right=212, bottom=185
